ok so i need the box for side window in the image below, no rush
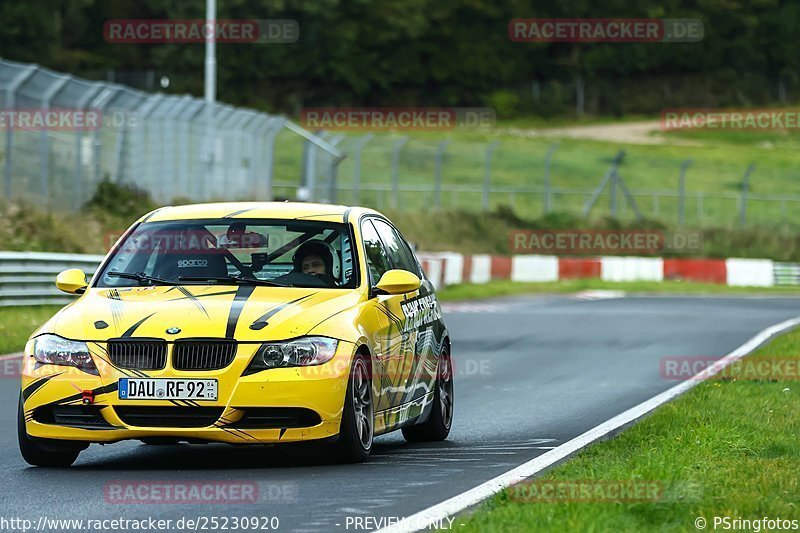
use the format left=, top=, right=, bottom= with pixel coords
left=372, top=219, right=420, bottom=276
left=361, top=220, right=391, bottom=284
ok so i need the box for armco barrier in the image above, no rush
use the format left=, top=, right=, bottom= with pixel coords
left=0, top=252, right=104, bottom=307
left=775, top=262, right=800, bottom=285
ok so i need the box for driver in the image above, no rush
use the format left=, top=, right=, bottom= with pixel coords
left=293, top=240, right=339, bottom=286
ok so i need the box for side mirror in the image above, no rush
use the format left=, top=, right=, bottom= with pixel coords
left=373, top=269, right=421, bottom=296
left=56, top=269, right=88, bottom=295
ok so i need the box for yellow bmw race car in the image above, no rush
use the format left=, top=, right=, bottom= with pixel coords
left=18, top=202, right=453, bottom=466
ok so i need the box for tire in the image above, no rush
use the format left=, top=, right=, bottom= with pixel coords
left=402, top=347, right=453, bottom=442
left=17, top=394, right=82, bottom=467
left=332, top=352, right=374, bottom=463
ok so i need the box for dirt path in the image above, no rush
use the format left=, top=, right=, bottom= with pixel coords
left=500, top=120, right=700, bottom=145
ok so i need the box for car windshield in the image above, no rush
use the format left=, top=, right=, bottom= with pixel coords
left=95, top=219, right=357, bottom=289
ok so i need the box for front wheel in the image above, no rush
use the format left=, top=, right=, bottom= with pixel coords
left=18, top=394, right=82, bottom=467
left=402, top=348, right=453, bottom=442
left=332, top=353, right=374, bottom=463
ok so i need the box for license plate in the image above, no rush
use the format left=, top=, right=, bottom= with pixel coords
left=118, top=378, right=218, bottom=401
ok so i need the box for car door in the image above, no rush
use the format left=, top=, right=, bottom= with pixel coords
left=371, top=219, right=439, bottom=405
left=360, top=218, right=414, bottom=413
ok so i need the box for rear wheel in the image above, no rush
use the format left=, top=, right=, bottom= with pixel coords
left=17, top=394, right=83, bottom=467
left=402, top=347, right=453, bottom=442
left=332, top=353, right=373, bottom=463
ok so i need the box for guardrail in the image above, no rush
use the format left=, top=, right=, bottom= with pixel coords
left=774, top=262, right=800, bottom=286
left=0, top=252, right=104, bottom=307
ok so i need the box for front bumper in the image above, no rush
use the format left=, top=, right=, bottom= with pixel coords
left=21, top=340, right=356, bottom=445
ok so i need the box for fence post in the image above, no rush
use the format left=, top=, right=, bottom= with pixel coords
left=329, top=155, right=345, bottom=203
left=301, top=132, right=319, bottom=201
left=434, top=140, right=451, bottom=209
left=697, top=193, right=704, bottom=223
left=352, top=133, right=373, bottom=204
left=678, top=159, right=692, bottom=225
left=542, top=143, right=558, bottom=215
left=609, top=162, right=619, bottom=217
left=582, top=150, right=625, bottom=218
left=739, top=163, right=755, bottom=226
left=326, top=134, right=346, bottom=203
left=483, top=141, right=500, bottom=211
left=3, top=65, right=36, bottom=201
left=39, top=75, right=70, bottom=209
left=390, top=137, right=409, bottom=209
left=71, top=85, right=104, bottom=210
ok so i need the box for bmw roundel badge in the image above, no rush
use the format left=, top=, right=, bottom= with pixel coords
left=166, top=327, right=181, bottom=335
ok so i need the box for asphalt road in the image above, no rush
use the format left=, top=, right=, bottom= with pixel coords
left=1, top=294, right=798, bottom=532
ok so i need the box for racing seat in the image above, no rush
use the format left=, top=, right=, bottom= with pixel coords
left=155, top=250, right=229, bottom=281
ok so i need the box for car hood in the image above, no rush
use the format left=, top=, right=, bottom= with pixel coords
left=44, top=285, right=363, bottom=342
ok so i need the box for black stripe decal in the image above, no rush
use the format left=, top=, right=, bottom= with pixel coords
left=109, top=289, right=124, bottom=329
left=168, top=289, right=238, bottom=302
left=295, top=213, right=342, bottom=219
left=121, top=313, right=157, bottom=338
left=22, top=372, right=64, bottom=401
left=249, top=293, right=316, bottom=330
left=176, top=287, right=209, bottom=318
left=42, top=382, right=119, bottom=408
left=223, top=208, right=256, bottom=218
left=225, top=285, right=257, bottom=338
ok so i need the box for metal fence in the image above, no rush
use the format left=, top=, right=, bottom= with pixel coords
left=2, top=58, right=798, bottom=228
left=0, top=58, right=341, bottom=211
left=281, top=135, right=800, bottom=228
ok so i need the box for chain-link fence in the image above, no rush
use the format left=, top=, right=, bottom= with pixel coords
left=2, top=58, right=797, bottom=227
left=0, top=58, right=341, bottom=211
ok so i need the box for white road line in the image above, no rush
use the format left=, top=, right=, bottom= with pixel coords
left=376, top=315, right=800, bottom=533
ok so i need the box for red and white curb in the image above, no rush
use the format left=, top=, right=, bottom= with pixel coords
left=417, top=253, right=777, bottom=290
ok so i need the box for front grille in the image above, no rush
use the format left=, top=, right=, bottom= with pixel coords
left=232, top=407, right=322, bottom=429
left=114, top=406, right=224, bottom=428
left=173, top=339, right=237, bottom=370
left=34, top=405, right=115, bottom=429
left=107, top=339, right=167, bottom=370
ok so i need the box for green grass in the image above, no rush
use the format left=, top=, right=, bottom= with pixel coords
left=436, top=279, right=800, bottom=302
left=272, top=115, right=800, bottom=228
left=0, top=306, right=61, bottom=355
left=458, top=325, right=800, bottom=532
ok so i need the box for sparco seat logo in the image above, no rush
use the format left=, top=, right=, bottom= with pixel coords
left=177, top=259, right=207, bottom=268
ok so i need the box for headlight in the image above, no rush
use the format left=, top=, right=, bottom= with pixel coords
left=33, top=334, right=96, bottom=370
left=249, top=337, right=338, bottom=371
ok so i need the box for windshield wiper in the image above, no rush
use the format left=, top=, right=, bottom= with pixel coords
left=107, top=271, right=178, bottom=286
left=178, top=274, right=289, bottom=287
